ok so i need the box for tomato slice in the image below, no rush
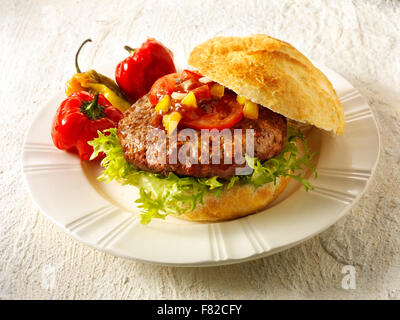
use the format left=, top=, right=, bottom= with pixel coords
left=181, top=98, right=244, bottom=130
left=149, top=71, right=244, bottom=130
left=149, top=73, right=180, bottom=105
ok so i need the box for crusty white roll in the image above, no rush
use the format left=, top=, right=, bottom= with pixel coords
left=178, top=175, right=291, bottom=222
left=189, top=34, right=345, bottom=135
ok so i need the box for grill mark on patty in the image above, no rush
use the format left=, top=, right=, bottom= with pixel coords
left=117, top=94, right=287, bottom=179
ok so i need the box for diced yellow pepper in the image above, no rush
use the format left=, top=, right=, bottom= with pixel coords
left=155, top=95, right=171, bottom=113
left=210, top=83, right=225, bottom=98
left=243, top=100, right=259, bottom=120
left=181, top=91, right=198, bottom=108
left=236, top=95, right=247, bottom=105
left=162, top=112, right=182, bottom=135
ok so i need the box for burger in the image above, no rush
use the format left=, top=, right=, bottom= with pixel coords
left=89, top=34, right=345, bottom=224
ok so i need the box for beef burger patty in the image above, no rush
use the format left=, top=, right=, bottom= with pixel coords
left=117, top=94, right=287, bottom=179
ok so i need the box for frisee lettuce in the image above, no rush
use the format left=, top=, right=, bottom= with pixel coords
left=88, top=127, right=316, bottom=224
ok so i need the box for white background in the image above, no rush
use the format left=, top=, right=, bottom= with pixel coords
left=1, top=0, right=400, bottom=299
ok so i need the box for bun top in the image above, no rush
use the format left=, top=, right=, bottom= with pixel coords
left=188, top=34, right=345, bottom=135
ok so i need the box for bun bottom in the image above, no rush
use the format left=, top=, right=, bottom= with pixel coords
left=174, top=176, right=291, bottom=222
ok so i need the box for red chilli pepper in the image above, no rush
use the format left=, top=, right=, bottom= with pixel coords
left=115, top=38, right=176, bottom=103
left=51, top=91, right=122, bottom=160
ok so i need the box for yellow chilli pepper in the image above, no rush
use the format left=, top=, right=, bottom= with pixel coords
left=65, top=39, right=131, bottom=113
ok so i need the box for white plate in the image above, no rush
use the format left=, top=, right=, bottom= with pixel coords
left=22, top=64, right=380, bottom=266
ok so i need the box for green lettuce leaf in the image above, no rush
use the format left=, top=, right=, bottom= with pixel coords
left=88, top=127, right=316, bottom=224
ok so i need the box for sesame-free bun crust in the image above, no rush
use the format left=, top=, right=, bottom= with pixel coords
left=176, top=176, right=290, bottom=222
left=189, top=34, right=345, bottom=135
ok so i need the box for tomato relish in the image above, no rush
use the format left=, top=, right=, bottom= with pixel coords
left=149, top=70, right=258, bottom=133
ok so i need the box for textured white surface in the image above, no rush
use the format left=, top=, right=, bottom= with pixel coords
left=1, top=0, right=399, bottom=299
